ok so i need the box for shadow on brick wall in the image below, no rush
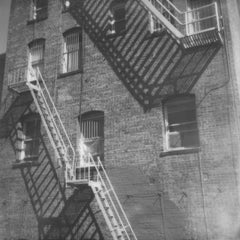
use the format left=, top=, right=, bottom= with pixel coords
left=67, top=0, right=221, bottom=110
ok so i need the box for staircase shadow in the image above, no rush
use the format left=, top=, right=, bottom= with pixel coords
left=10, top=128, right=104, bottom=240
left=68, top=0, right=221, bottom=110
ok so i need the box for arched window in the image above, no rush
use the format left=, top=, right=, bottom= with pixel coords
left=63, top=28, right=82, bottom=73
left=163, top=95, right=199, bottom=150
left=28, top=39, right=45, bottom=75
left=78, top=111, right=104, bottom=161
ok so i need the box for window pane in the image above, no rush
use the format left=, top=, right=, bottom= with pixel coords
left=64, top=30, right=81, bottom=73
left=164, top=96, right=199, bottom=149
left=168, top=110, right=196, bottom=125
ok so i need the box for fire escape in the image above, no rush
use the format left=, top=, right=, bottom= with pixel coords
left=0, top=0, right=223, bottom=239
left=1, top=62, right=138, bottom=239
left=64, top=0, right=223, bottom=109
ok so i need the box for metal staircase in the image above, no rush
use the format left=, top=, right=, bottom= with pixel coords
left=138, top=0, right=223, bottom=48
left=26, top=66, right=137, bottom=240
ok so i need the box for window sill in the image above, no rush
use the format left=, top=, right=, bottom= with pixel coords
left=159, top=147, right=200, bottom=157
left=27, top=16, right=48, bottom=25
left=58, top=69, right=83, bottom=79
left=12, top=159, right=40, bottom=169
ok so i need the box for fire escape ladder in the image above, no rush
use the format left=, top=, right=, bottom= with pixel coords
left=26, top=67, right=75, bottom=182
left=25, top=66, right=137, bottom=240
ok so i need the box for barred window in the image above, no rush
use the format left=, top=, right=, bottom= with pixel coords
left=31, top=0, right=48, bottom=21
left=79, top=111, right=104, bottom=161
left=163, top=95, right=199, bottom=150
left=63, top=28, right=82, bottom=73
left=29, top=39, right=45, bottom=76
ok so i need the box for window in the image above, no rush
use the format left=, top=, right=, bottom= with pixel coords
left=63, top=28, right=82, bottom=73
left=31, top=0, right=48, bottom=21
left=21, top=113, right=41, bottom=160
left=108, top=0, right=126, bottom=35
left=163, top=95, right=199, bottom=151
left=186, top=0, right=214, bottom=35
left=29, top=39, right=45, bottom=76
left=149, top=0, right=174, bottom=33
left=79, top=111, right=104, bottom=161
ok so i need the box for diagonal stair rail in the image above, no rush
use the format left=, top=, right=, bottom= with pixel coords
left=139, top=0, right=221, bottom=37
left=70, top=153, right=138, bottom=240
left=25, top=65, right=137, bottom=240
left=26, top=66, right=75, bottom=181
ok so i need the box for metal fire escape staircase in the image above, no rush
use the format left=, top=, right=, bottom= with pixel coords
left=26, top=67, right=137, bottom=240
left=137, top=0, right=223, bottom=48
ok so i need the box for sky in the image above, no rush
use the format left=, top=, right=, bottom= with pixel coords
left=0, top=0, right=11, bottom=54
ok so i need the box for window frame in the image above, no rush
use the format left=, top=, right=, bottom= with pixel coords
left=28, top=39, right=45, bottom=76
left=78, top=111, right=104, bottom=162
left=62, top=28, right=82, bottom=74
left=21, top=113, right=41, bottom=161
left=30, top=0, right=48, bottom=22
left=163, top=95, right=200, bottom=152
left=108, top=0, right=127, bottom=35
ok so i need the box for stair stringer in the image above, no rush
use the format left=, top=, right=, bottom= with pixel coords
left=9, top=119, right=105, bottom=240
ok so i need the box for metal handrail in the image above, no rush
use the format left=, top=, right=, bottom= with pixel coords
left=77, top=153, right=138, bottom=240
left=27, top=66, right=75, bottom=179
left=148, top=0, right=221, bottom=36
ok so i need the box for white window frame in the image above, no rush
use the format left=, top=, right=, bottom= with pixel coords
left=163, top=95, right=199, bottom=151
left=63, top=29, right=81, bottom=73
left=29, top=39, right=45, bottom=76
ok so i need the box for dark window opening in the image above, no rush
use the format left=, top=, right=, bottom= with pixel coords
left=29, top=39, right=45, bottom=78
left=163, top=95, right=199, bottom=150
left=32, top=0, right=48, bottom=21
left=21, top=113, right=41, bottom=160
left=108, top=0, right=126, bottom=35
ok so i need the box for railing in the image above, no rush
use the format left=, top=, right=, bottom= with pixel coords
left=77, top=153, right=138, bottom=240
left=8, top=66, right=28, bottom=86
left=148, top=0, right=221, bottom=36
left=27, top=66, right=76, bottom=181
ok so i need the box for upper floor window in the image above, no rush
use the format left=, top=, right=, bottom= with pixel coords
left=163, top=95, right=199, bottom=151
left=149, top=0, right=174, bottom=33
left=108, top=0, right=126, bottom=35
left=79, top=111, right=104, bottom=161
left=29, top=39, right=45, bottom=76
left=31, top=0, right=48, bottom=21
left=63, top=28, right=82, bottom=73
left=21, top=113, right=41, bottom=161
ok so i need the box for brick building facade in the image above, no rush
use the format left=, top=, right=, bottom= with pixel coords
left=0, top=0, right=240, bottom=240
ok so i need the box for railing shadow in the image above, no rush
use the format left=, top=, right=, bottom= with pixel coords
left=9, top=122, right=104, bottom=240
left=67, top=0, right=221, bottom=110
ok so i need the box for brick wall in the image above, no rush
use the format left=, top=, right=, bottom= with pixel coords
left=1, top=0, right=240, bottom=240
